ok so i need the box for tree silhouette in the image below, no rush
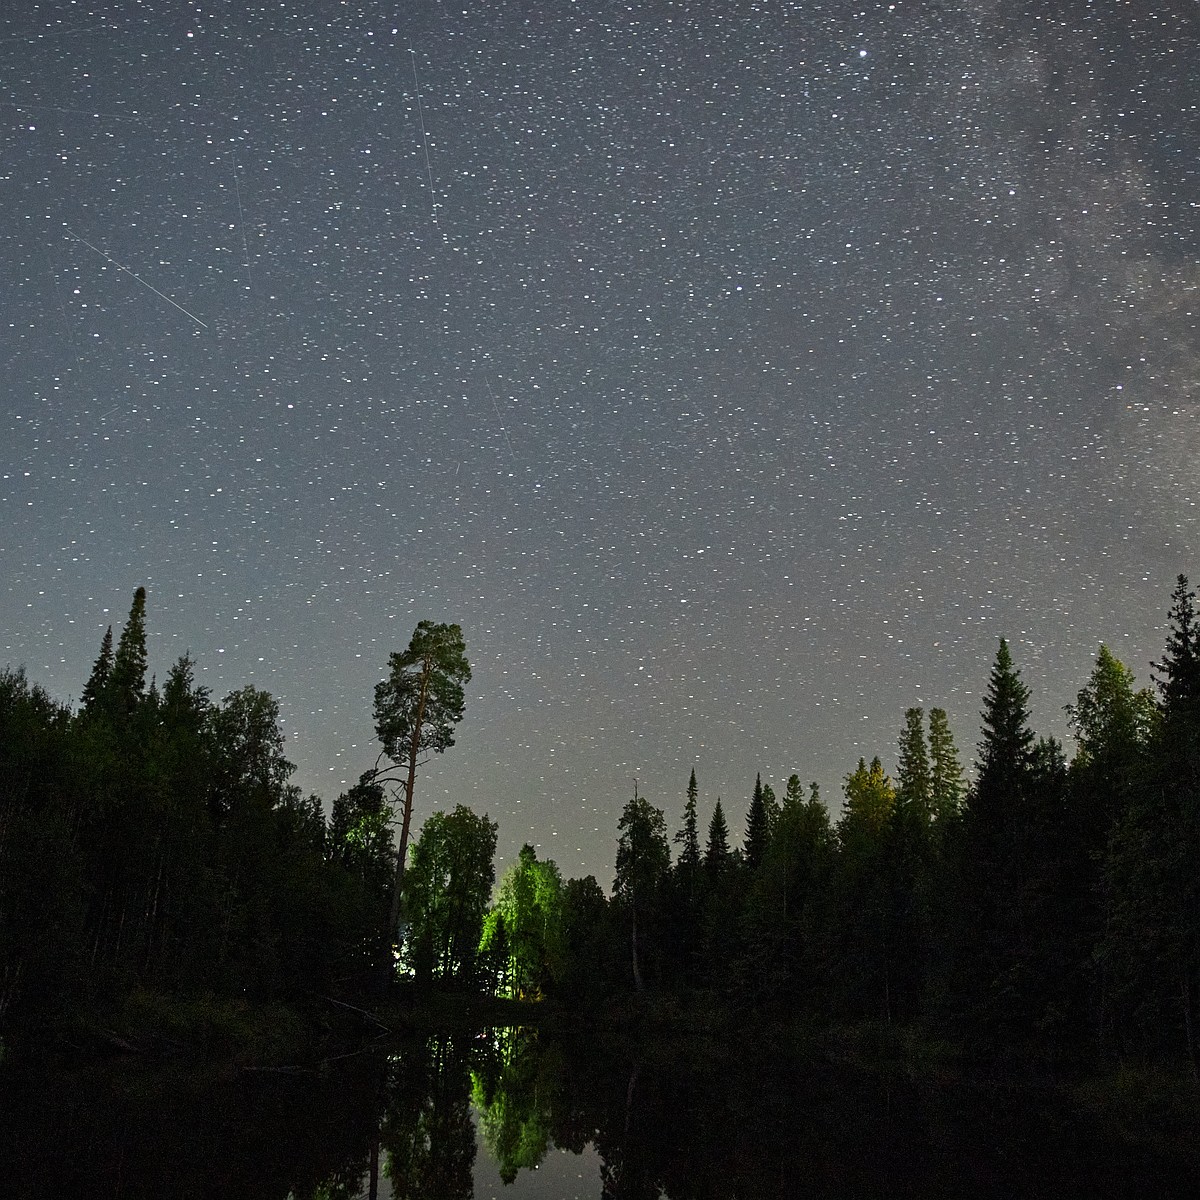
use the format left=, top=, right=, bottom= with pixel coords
left=373, top=621, right=471, bottom=980
left=614, top=790, right=670, bottom=994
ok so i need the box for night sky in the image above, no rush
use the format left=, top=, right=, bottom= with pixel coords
left=3, top=0, right=1197, bottom=883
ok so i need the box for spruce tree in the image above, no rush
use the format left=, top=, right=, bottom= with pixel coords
left=80, top=626, right=114, bottom=715
left=671, top=768, right=704, bottom=985
left=839, top=757, right=894, bottom=846
left=974, top=639, right=1034, bottom=818
left=784, top=773, right=804, bottom=811
left=1103, top=577, right=1200, bottom=1066
left=675, top=768, right=701, bottom=877
left=928, top=707, right=966, bottom=826
left=108, top=586, right=149, bottom=716
left=941, top=640, right=1044, bottom=1045
left=895, top=707, right=932, bottom=825
left=1069, top=645, right=1155, bottom=771
left=705, top=799, right=731, bottom=875
left=1153, top=574, right=1200, bottom=718
left=744, top=773, right=771, bottom=870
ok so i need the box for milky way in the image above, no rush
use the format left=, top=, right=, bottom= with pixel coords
left=3, top=1, right=1197, bottom=882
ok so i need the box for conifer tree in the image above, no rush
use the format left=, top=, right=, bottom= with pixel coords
left=939, top=640, right=1048, bottom=1044
left=1102, top=577, right=1200, bottom=1066
left=108, top=586, right=149, bottom=716
left=838, top=757, right=894, bottom=847
left=784, top=773, right=804, bottom=811
left=80, top=626, right=113, bottom=715
left=705, top=799, right=731, bottom=875
left=1153, top=574, right=1200, bottom=717
left=895, top=707, right=932, bottom=825
left=668, top=769, right=704, bottom=987
left=1068, top=644, right=1156, bottom=772
left=928, top=707, right=966, bottom=825
left=675, top=768, right=702, bottom=877
left=969, top=638, right=1036, bottom=844
left=762, top=783, right=779, bottom=834
left=978, top=639, right=1032, bottom=767
left=743, top=773, right=771, bottom=870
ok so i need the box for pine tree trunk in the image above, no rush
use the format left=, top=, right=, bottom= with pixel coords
left=382, top=661, right=432, bottom=990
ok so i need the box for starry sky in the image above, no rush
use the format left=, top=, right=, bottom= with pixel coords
left=3, top=0, right=1197, bottom=883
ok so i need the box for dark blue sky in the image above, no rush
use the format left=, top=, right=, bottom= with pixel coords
left=3, top=0, right=1197, bottom=882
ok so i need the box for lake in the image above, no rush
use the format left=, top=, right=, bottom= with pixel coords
left=3, top=1022, right=1199, bottom=1198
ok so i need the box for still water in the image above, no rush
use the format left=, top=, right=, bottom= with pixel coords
left=3, top=1023, right=1199, bottom=1198
left=469, top=1116, right=601, bottom=1200
left=353, top=1117, right=601, bottom=1200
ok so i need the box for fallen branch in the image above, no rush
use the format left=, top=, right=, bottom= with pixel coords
left=314, top=993, right=392, bottom=1036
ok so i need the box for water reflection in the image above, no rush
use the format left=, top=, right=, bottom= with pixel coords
left=3, top=1024, right=1199, bottom=1199
left=365, top=1027, right=599, bottom=1199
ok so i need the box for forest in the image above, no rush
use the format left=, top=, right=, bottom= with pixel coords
left=3, top=578, right=1200, bottom=1076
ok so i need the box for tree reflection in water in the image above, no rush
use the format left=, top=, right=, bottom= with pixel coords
left=3, top=1026, right=1200, bottom=1198
left=380, top=1032, right=476, bottom=1200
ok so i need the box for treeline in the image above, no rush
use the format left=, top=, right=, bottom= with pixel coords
left=0, top=587, right=395, bottom=1039
left=398, top=576, right=1200, bottom=1072
left=6, top=579, right=1200, bottom=1074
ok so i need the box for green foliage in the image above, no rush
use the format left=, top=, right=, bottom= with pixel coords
left=830, top=757, right=901, bottom=1021
left=209, top=685, right=295, bottom=817
left=1152, top=575, right=1200, bottom=716
left=0, top=593, right=407, bottom=1045
left=738, top=773, right=833, bottom=1007
left=480, top=844, right=565, bottom=999
left=373, top=621, right=471, bottom=764
left=403, top=805, right=497, bottom=986
left=785, top=773, right=803, bottom=809
left=1068, top=644, right=1157, bottom=772
left=330, top=773, right=394, bottom=866
left=1100, top=580, right=1200, bottom=1066
left=927, top=707, right=966, bottom=826
left=18, top=573, right=1200, bottom=1080
left=470, top=1028, right=557, bottom=1183
left=838, top=757, right=895, bottom=850
left=0, top=669, right=84, bottom=1029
